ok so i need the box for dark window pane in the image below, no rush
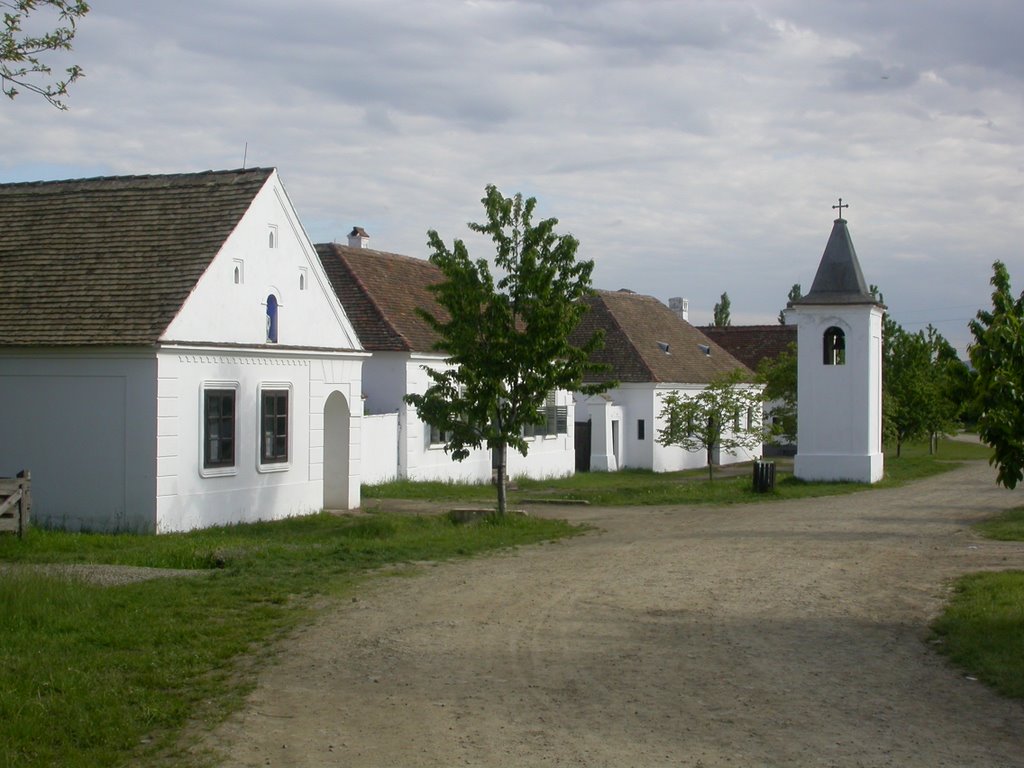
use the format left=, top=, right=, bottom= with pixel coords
left=203, top=389, right=235, bottom=469
left=261, top=389, right=288, bottom=463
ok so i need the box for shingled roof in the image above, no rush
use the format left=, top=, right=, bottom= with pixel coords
left=792, top=217, right=878, bottom=306
left=698, top=324, right=797, bottom=371
left=316, top=243, right=446, bottom=353
left=0, top=168, right=273, bottom=346
left=571, top=290, right=753, bottom=384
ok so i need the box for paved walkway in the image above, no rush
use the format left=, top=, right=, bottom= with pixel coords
left=201, top=460, right=1024, bottom=767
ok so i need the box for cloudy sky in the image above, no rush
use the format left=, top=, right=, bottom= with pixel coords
left=4, top=0, right=1023, bottom=355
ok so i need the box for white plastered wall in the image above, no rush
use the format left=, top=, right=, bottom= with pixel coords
left=155, top=349, right=364, bottom=532
left=791, top=303, right=884, bottom=483
left=0, top=349, right=158, bottom=532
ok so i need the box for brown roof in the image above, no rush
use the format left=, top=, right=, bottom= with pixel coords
left=316, top=243, right=446, bottom=353
left=572, top=290, right=753, bottom=384
left=698, top=324, right=797, bottom=371
left=0, top=168, right=273, bottom=346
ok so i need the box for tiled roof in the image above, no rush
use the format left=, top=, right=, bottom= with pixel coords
left=316, top=243, right=446, bottom=353
left=571, top=290, right=753, bottom=384
left=698, top=324, right=797, bottom=371
left=0, top=168, right=273, bottom=346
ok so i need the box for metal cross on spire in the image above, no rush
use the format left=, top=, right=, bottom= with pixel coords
left=832, top=197, right=849, bottom=219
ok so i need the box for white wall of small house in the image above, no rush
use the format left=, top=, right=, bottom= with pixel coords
left=0, top=349, right=158, bottom=532
left=357, top=353, right=576, bottom=483
left=507, top=388, right=576, bottom=480
left=154, top=348, right=364, bottom=532
left=161, top=171, right=360, bottom=351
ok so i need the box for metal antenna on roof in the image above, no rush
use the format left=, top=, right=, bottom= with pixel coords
left=242, top=142, right=248, bottom=169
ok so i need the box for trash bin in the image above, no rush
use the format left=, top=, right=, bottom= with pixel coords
left=752, top=460, right=776, bottom=493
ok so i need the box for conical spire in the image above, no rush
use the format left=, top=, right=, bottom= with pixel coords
left=793, top=217, right=877, bottom=305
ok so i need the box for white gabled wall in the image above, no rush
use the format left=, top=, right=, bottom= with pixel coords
left=162, top=170, right=361, bottom=351
left=0, top=349, right=158, bottom=532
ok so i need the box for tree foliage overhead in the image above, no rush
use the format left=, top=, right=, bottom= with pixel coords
left=969, top=260, right=1024, bottom=489
left=405, top=185, right=608, bottom=513
left=1, top=0, right=88, bottom=109
left=656, top=369, right=764, bottom=481
left=713, top=292, right=731, bottom=327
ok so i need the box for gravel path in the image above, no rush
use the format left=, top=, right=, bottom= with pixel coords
left=199, top=461, right=1024, bottom=767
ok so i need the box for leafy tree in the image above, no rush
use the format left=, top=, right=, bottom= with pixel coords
left=405, top=185, right=608, bottom=514
left=924, top=324, right=971, bottom=453
left=778, top=283, right=801, bottom=324
left=656, top=369, right=764, bottom=481
left=883, top=318, right=964, bottom=457
left=757, top=342, right=797, bottom=443
left=969, top=260, right=1024, bottom=489
left=883, top=322, right=937, bottom=457
left=2, top=0, right=89, bottom=109
left=713, top=292, right=731, bottom=327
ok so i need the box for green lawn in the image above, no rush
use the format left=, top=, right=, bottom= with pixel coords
left=0, top=512, right=581, bottom=768
left=364, top=437, right=992, bottom=507
left=932, top=504, right=1024, bottom=699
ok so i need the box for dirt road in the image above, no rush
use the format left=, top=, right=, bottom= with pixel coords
left=199, top=461, right=1024, bottom=767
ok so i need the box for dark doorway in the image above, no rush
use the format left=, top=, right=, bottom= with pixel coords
left=574, top=420, right=592, bottom=472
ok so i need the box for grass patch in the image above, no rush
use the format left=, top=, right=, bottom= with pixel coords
left=0, top=511, right=580, bottom=768
left=931, top=496, right=1024, bottom=700
left=932, top=570, right=1024, bottom=698
left=364, top=437, right=991, bottom=507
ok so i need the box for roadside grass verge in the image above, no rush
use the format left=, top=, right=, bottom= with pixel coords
left=932, top=505, right=1024, bottom=699
left=0, top=511, right=581, bottom=768
left=364, top=437, right=992, bottom=507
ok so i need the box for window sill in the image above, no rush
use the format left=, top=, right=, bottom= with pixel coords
left=199, top=465, right=238, bottom=479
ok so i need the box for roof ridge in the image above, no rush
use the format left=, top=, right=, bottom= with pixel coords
left=0, top=167, right=274, bottom=190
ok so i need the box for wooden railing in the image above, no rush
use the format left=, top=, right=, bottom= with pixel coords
left=0, top=471, right=30, bottom=538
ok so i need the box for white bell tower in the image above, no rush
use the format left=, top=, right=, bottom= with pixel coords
left=787, top=201, right=884, bottom=483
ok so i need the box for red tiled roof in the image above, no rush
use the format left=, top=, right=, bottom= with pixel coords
left=698, top=324, right=797, bottom=371
left=0, top=168, right=273, bottom=346
left=572, top=290, right=753, bottom=384
left=316, top=243, right=446, bottom=353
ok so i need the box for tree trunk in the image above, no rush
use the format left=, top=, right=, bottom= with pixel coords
left=495, top=442, right=507, bottom=515
left=707, top=444, right=714, bottom=482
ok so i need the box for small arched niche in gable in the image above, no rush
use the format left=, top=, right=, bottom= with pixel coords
left=823, top=326, right=846, bottom=366
left=268, top=224, right=279, bottom=249
left=266, top=294, right=279, bottom=343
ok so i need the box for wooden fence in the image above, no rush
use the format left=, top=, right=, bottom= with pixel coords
left=0, top=471, right=30, bottom=538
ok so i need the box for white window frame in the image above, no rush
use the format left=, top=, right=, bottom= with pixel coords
left=257, top=382, right=292, bottom=473
left=199, top=380, right=240, bottom=478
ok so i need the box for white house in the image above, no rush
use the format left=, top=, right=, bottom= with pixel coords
left=0, top=169, right=367, bottom=532
left=570, top=290, right=762, bottom=472
left=788, top=214, right=884, bottom=483
left=317, top=236, right=576, bottom=484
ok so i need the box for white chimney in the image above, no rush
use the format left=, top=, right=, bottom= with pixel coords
left=669, top=296, right=689, bottom=322
left=347, top=226, right=369, bottom=248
